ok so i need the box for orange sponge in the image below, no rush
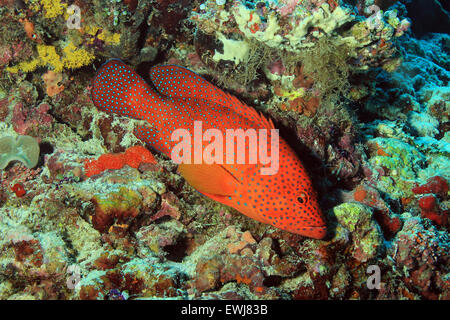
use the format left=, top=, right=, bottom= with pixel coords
left=84, top=146, right=156, bottom=177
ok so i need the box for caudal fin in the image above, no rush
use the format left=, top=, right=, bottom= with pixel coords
left=91, top=59, right=162, bottom=120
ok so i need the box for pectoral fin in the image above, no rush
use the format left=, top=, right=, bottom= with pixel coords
left=178, top=163, right=240, bottom=196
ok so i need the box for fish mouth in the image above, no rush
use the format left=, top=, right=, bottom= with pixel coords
left=299, top=225, right=327, bottom=240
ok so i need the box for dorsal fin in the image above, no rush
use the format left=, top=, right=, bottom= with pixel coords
left=221, top=93, right=275, bottom=130
left=150, top=65, right=232, bottom=106
left=150, top=64, right=274, bottom=130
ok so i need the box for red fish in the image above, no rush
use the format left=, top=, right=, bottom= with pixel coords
left=91, top=59, right=327, bottom=239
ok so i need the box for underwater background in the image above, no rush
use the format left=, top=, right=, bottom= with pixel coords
left=0, top=0, right=448, bottom=300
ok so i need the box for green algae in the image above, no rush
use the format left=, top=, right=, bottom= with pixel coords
left=333, top=202, right=372, bottom=232
left=369, top=137, right=425, bottom=180
left=333, top=202, right=383, bottom=263
left=93, top=187, right=142, bottom=214
left=377, top=175, right=415, bottom=200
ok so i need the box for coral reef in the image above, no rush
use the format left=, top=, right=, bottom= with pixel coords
left=0, top=0, right=448, bottom=301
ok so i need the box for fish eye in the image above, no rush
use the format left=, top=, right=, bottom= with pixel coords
left=297, top=192, right=308, bottom=204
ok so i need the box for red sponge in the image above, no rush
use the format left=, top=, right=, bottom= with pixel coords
left=84, top=146, right=156, bottom=177
left=418, top=195, right=448, bottom=226
left=412, top=176, right=448, bottom=197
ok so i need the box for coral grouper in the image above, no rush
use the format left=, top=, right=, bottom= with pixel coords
left=91, top=59, right=327, bottom=239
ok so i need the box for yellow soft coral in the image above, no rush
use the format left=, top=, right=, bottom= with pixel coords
left=40, top=0, right=67, bottom=19
left=278, top=87, right=306, bottom=100
left=98, top=32, right=121, bottom=45
left=61, top=42, right=95, bottom=69
left=38, top=45, right=64, bottom=72
left=25, top=0, right=67, bottom=19
left=6, top=58, right=40, bottom=73
left=6, top=45, right=64, bottom=73
left=84, top=26, right=121, bottom=45
left=6, top=43, right=94, bottom=73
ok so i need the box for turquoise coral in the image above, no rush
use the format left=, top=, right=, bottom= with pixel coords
left=0, top=135, right=40, bottom=169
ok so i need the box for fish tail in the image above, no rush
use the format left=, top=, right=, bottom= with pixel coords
left=91, top=59, right=164, bottom=120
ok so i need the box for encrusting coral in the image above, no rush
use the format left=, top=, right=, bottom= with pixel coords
left=0, top=135, right=40, bottom=169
